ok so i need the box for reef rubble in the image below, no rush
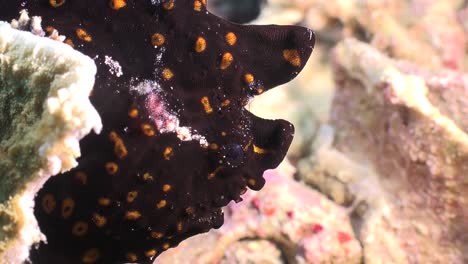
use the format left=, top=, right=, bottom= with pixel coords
left=156, top=163, right=362, bottom=264
left=330, top=38, right=468, bottom=264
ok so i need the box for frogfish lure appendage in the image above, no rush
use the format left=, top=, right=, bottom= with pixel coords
left=0, top=0, right=314, bottom=263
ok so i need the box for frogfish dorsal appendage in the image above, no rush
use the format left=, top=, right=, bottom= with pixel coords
left=0, top=0, right=314, bottom=263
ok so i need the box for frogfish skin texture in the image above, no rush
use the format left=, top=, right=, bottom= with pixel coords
left=0, top=0, right=314, bottom=263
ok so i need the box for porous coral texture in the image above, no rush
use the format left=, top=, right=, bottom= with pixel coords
left=156, top=165, right=362, bottom=264
left=0, top=22, right=100, bottom=264
left=331, top=38, right=468, bottom=264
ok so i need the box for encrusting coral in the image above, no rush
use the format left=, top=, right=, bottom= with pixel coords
left=155, top=165, right=362, bottom=264
left=0, top=21, right=101, bottom=263
left=0, top=0, right=314, bottom=263
left=331, top=38, right=467, bottom=264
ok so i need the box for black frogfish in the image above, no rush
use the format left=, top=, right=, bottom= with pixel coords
left=0, top=0, right=314, bottom=263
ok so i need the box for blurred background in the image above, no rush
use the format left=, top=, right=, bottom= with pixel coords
left=156, top=1, right=468, bottom=263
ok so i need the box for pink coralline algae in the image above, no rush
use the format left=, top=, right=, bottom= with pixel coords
left=0, top=0, right=314, bottom=263
left=154, top=168, right=362, bottom=264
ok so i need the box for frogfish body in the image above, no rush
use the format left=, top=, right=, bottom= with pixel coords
left=0, top=0, right=314, bottom=263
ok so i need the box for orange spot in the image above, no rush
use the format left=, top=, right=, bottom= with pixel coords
left=128, top=108, right=139, bottom=118
left=75, top=171, right=88, bottom=185
left=42, top=194, right=56, bottom=214
left=109, top=0, right=126, bottom=10
left=126, top=252, right=138, bottom=262
left=209, top=143, right=219, bottom=150
left=163, top=147, right=173, bottom=160
left=150, top=232, right=164, bottom=239
left=145, top=249, right=157, bottom=258
left=225, top=32, right=237, bottom=46
left=72, top=221, right=88, bottom=236
left=194, top=0, right=202, bottom=11
left=98, top=197, right=112, bottom=206
left=201, top=96, right=213, bottom=114
left=253, top=145, right=270, bottom=154
left=185, top=207, right=195, bottom=215
left=221, top=131, right=227, bottom=137
left=105, top=162, right=119, bottom=175
left=61, top=198, right=75, bottom=219
left=49, top=0, right=65, bottom=7
left=257, top=88, right=264, bottom=94
left=244, top=73, right=254, bottom=84
left=143, top=172, right=154, bottom=182
left=162, top=0, right=174, bottom=10
left=176, top=221, right=183, bottom=232
left=194, top=37, right=206, bottom=52
left=221, top=99, right=231, bottom=107
left=126, top=191, right=138, bottom=203
left=125, top=211, right=142, bottom=220
left=82, top=248, right=100, bottom=264
left=156, top=200, right=167, bottom=209
left=109, top=131, right=128, bottom=159
left=247, top=178, right=256, bottom=187
left=161, top=68, right=174, bottom=81
left=201, top=0, right=207, bottom=5
left=141, top=123, right=156, bottom=136
left=76, top=28, right=92, bottom=42
left=64, top=38, right=75, bottom=48
left=92, top=213, right=107, bottom=228
left=45, top=26, right=55, bottom=35
left=283, top=49, right=301, bottom=67
left=244, top=140, right=253, bottom=151
left=151, top=33, right=165, bottom=46
left=162, top=184, right=172, bottom=192
left=162, top=243, right=170, bottom=250
left=220, top=52, right=234, bottom=70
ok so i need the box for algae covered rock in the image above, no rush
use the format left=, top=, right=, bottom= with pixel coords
left=0, top=22, right=100, bottom=263
left=156, top=165, right=362, bottom=264
left=331, top=38, right=468, bottom=264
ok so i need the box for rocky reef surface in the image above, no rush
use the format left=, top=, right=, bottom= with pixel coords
left=0, top=0, right=467, bottom=263
left=156, top=163, right=362, bottom=264
left=331, top=39, right=467, bottom=263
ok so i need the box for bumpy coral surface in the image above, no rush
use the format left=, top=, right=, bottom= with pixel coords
left=331, top=39, right=467, bottom=264
left=0, top=0, right=314, bottom=263
left=155, top=166, right=362, bottom=264
left=0, top=22, right=100, bottom=263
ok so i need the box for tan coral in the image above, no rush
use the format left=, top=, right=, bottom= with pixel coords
left=330, top=38, right=468, bottom=264
left=0, top=22, right=100, bottom=263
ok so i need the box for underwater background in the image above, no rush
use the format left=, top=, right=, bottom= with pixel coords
left=0, top=0, right=466, bottom=263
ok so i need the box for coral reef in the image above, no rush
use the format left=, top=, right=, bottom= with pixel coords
left=0, top=22, right=100, bottom=263
left=331, top=38, right=468, bottom=264
left=155, top=165, right=362, bottom=264
left=2, top=0, right=465, bottom=263
left=0, top=0, right=314, bottom=263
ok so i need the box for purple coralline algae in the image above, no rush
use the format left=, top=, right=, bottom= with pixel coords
left=0, top=0, right=314, bottom=263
